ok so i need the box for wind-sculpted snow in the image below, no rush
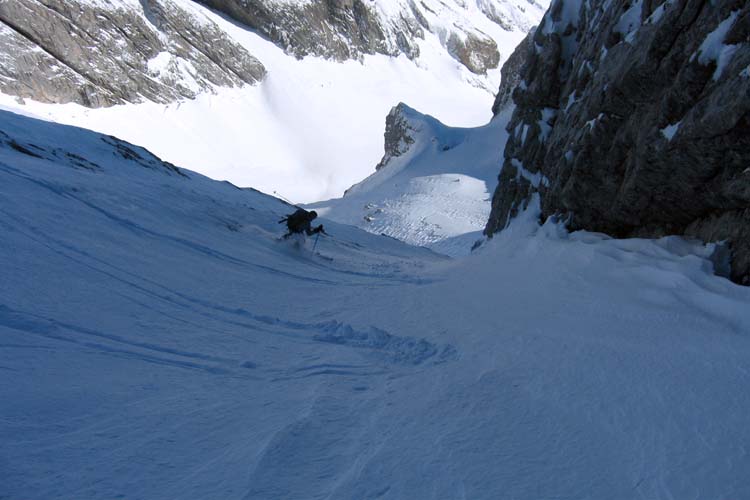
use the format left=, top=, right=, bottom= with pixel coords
left=3, top=112, right=750, bottom=499
left=312, top=321, right=458, bottom=365
left=0, top=127, right=186, bottom=177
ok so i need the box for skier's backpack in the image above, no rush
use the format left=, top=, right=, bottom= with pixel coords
left=279, top=208, right=316, bottom=234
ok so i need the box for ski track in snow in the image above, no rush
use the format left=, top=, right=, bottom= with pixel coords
left=2, top=111, right=750, bottom=499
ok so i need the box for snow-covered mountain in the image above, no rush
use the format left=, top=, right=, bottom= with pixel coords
left=0, top=0, right=547, bottom=202
left=1, top=0, right=547, bottom=106
left=194, top=0, right=546, bottom=74
left=309, top=103, right=513, bottom=255
left=4, top=109, right=750, bottom=500
left=314, top=0, right=750, bottom=280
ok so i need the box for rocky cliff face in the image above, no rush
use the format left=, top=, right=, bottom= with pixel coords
left=192, top=0, right=546, bottom=75
left=0, top=0, right=265, bottom=107
left=485, top=0, right=750, bottom=284
left=374, top=103, right=419, bottom=171
left=491, top=29, right=534, bottom=114
left=196, top=0, right=423, bottom=61
left=0, top=0, right=547, bottom=107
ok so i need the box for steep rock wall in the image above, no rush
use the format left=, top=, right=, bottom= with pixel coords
left=485, top=0, right=750, bottom=284
left=194, top=0, right=520, bottom=74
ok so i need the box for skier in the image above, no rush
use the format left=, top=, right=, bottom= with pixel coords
left=279, top=208, right=326, bottom=238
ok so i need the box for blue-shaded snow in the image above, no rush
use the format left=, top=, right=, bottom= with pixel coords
left=2, top=110, right=750, bottom=500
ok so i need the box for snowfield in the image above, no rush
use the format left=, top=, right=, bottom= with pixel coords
left=2, top=111, right=750, bottom=499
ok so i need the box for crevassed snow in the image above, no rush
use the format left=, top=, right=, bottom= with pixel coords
left=3, top=110, right=750, bottom=500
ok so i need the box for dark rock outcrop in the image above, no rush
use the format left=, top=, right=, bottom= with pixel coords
left=375, top=103, right=419, bottom=171
left=447, top=32, right=500, bottom=75
left=485, top=0, right=750, bottom=284
left=196, top=0, right=422, bottom=61
left=492, top=28, right=535, bottom=114
left=0, top=0, right=265, bottom=107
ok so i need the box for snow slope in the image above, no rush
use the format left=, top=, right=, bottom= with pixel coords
left=0, top=0, right=546, bottom=203
left=309, top=104, right=513, bottom=255
left=3, top=110, right=750, bottom=499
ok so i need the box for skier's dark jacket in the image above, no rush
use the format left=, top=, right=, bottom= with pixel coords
left=280, top=209, right=325, bottom=237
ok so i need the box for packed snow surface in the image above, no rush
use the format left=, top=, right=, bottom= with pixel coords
left=3, top=111, right=750, bottom=499
left=0, top=0, right=546, bottom=203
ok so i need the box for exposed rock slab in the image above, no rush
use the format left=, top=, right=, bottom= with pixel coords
left=0, top=0, right=265, bottom=107
left=195, top=0, right=508, bottom=74
left=197, top=0, right=421, bottom=61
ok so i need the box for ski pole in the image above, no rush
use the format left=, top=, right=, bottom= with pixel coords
left=312, top=232, right=321, bottom=253
left=273, top=191, right=295, bottom=205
